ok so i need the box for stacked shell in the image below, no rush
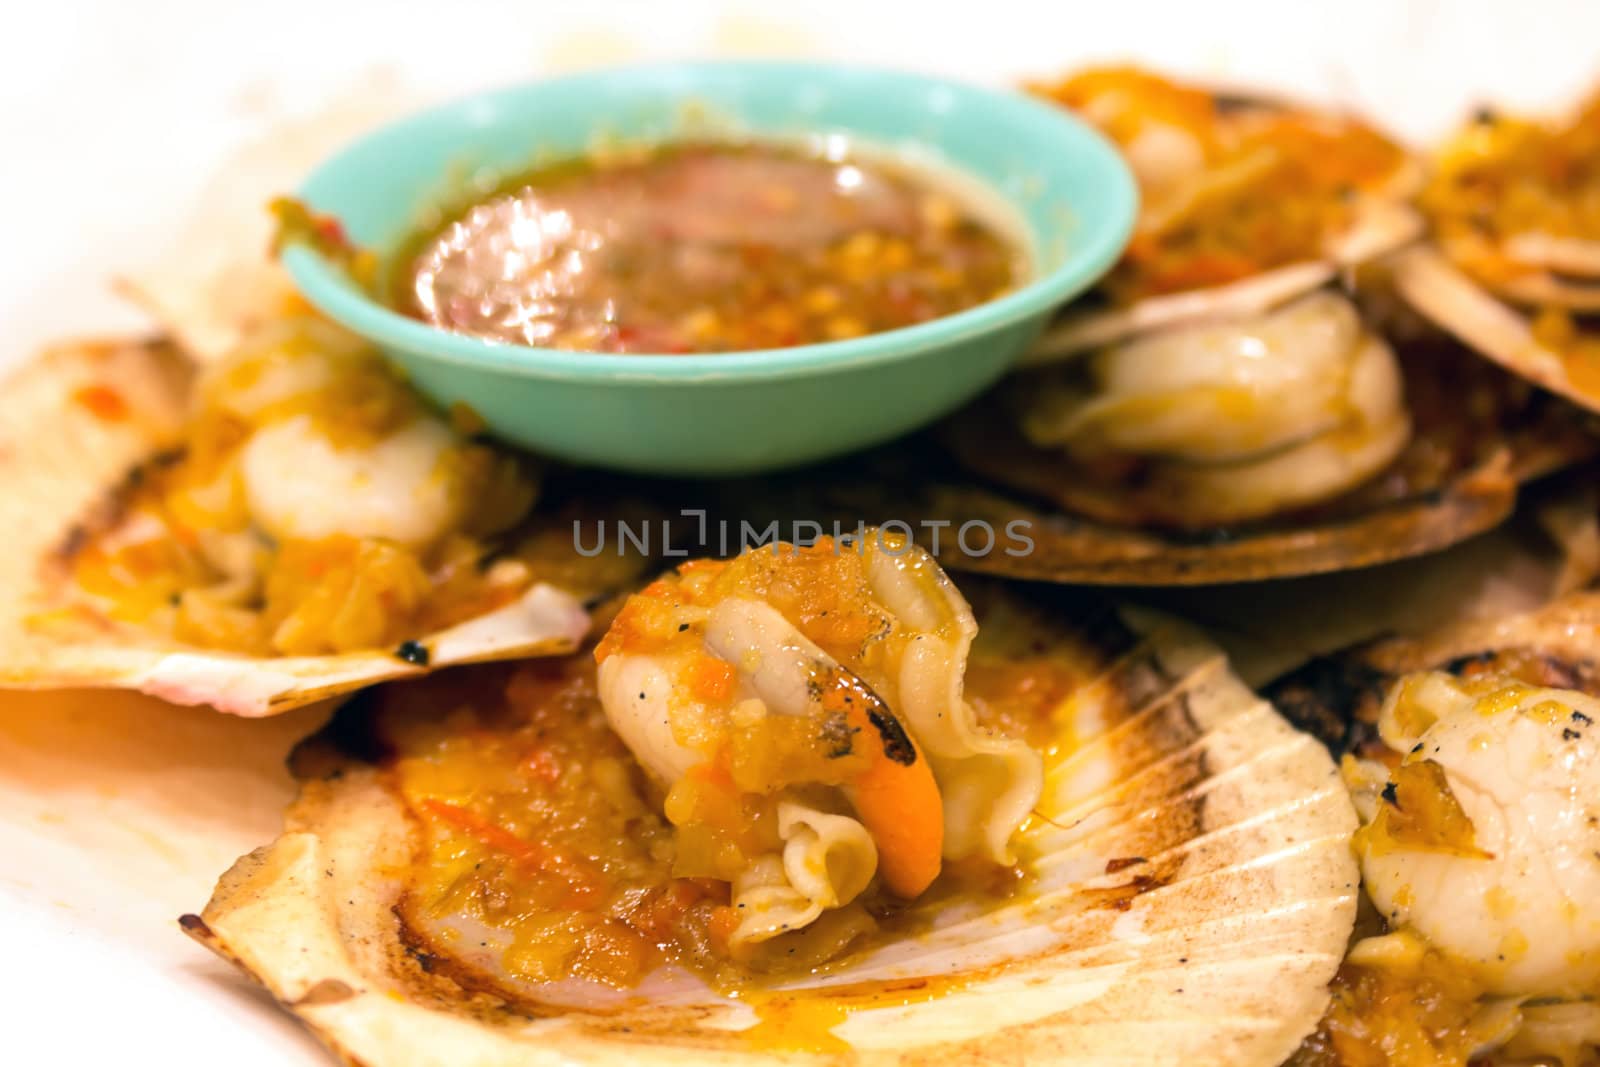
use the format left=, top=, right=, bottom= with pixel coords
left=936, top=68, right=1592, bottom=586
left=6, top=60, right=1600, bottom=1067
left=1393, top=90, right=1600, bottom=416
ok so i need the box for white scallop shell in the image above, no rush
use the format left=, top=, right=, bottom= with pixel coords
left=185, top=590, right=1359, bottom=1065
left=0, top=340, right=589, bottom=716
left=1391, top=243, right=1600, bottom=415
left=1023, top=196, right=1422, bottom=368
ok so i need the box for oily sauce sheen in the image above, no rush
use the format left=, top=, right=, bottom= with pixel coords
left=395, top=141, right=1026, bottom=353
left=373, top=635, right=1050, bottom=999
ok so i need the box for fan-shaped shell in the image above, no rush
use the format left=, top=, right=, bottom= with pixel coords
left=1265, top=589, right=1600, bottom=756
left=0, top=339, right=590, bottom=717
left=1025, top=199, right=1423, bottom=366
left=1392, top=243, right=1600, bottom=416
left=936, top=332, right=1593, bottom=584
left=184, top=586, right=1359, bottom=1066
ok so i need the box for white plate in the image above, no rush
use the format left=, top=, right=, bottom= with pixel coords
left=2, top=1, right=1597, bottom=1060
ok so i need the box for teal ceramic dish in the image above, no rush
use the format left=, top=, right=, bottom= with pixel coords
left=282, top=61, right=1137, bottom=475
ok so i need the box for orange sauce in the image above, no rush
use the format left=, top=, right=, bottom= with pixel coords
left=71, top=384, right=129, bottom=421
left=736, top=976, right=969, bottom=1053
left=1293, top=943, right=1503, bottom=1067
left=1032, top=66, right=1408, bottom=302
left=62, top=339, right=555, bottom=656
left=1356, top=759, right=1491, bottom=859
left=365, top=571, right=1067, bottom=1002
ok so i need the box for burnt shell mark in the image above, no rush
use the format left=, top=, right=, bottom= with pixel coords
left=1083, top=872, right=1173, bottom=912
left=293, top=689, right=394, bottom=773
left=1264, top=656, right=1393, bottom=756
left=293, top=978, right=358, bottom=1006
left=1441, top=650, right=1497, bottom=675
left=177, top=913, right=214, bottom=939
left=404, top=942, right=441, bottom=974
left=395, top=640, right=430, bottom=666
left=51, top=447, right=185, bottom=567
left=1381, top=781, right=1400, bottom=808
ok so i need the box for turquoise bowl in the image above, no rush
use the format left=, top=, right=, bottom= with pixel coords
left=283, top=61, right=1136, bottom=475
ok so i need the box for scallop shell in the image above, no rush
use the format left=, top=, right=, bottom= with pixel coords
left=1265, top=589, right=1600, bottom=756
left=918, top=464, right=1515, bottom=587
left=1392, top=243, right=1600, bottom=415
left=184, top=585, right=1359, bottom=1066
left=1022, top=157, right=1423, bottom=367
left=0, top=339, right=590, bottom=717
left=936, top=332, right=1594, bottom=585
left=1329, top=586, right=1600, bottom=682
left=1125, top=496, right=1590, bottom=689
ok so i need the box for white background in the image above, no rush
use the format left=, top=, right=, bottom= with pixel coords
left=0, top=1, right=1596, bottom=1062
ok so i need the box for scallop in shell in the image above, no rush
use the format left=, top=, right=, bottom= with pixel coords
left=1025, top=68, right=1424, bottom=364
left=932, top=70, right=1594, bottom=581
left=0, top=335, right=596, bottom=716
left=182, top=580, right=1359, bottom=1066
left=1394, top=92, right=1600, bottom=415
left=1260, top=590, right=1600, bottom=1065
left=936, top=312, right=1591, bottom=584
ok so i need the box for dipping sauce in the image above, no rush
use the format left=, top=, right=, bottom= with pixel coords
left=394, top=141, right=1026, bottom=353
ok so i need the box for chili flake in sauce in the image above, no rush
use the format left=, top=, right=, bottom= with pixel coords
left=393, top=141, right=1026, bottom=353
left=361, top=622, right=1056, bottom=997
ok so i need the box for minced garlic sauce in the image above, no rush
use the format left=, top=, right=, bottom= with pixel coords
left=370, top=592, right=1075, bottom=1000
left=394, top=141, right=1025, bottom=353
